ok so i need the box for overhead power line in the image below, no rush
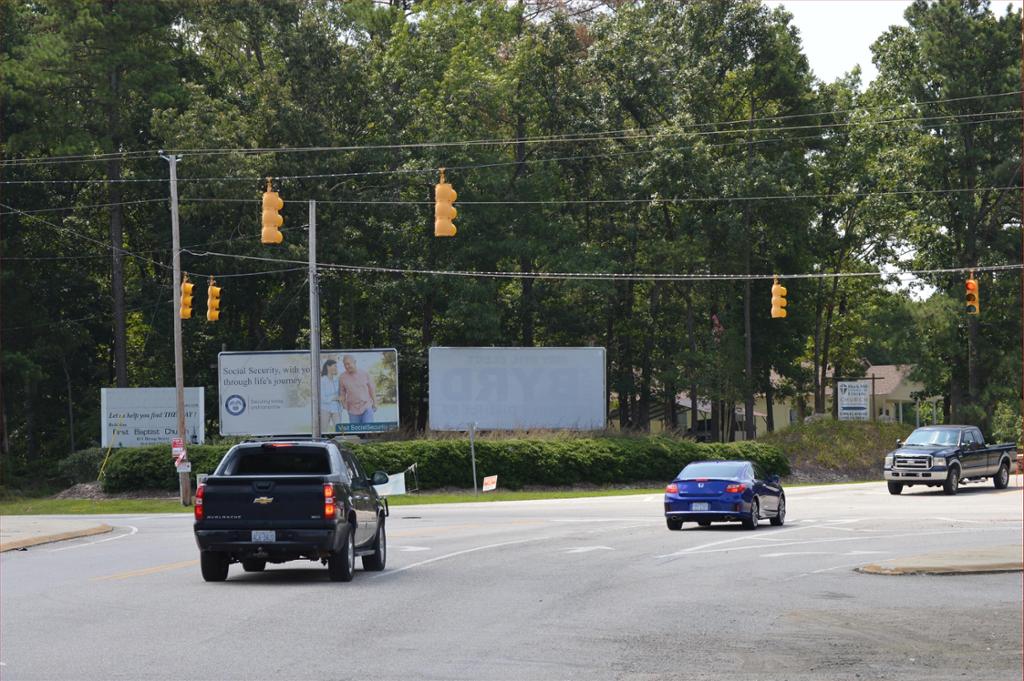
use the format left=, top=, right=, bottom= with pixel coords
left=2, top=111, right=1018, bottom=186
left=1, top=90, right=1018, bottom=167
left=183, top=248, right=1024, bottom=283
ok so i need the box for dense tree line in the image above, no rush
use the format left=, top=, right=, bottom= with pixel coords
left=1, top=0, right=1020, bottom=480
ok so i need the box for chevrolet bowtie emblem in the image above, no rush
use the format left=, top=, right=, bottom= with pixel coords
left=253, top=496, right=274, bottom=505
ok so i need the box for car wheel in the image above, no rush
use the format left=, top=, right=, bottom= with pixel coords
left=942, top=467, right=960, bottom=495
left=770, top=496, right=786, bottom=526
left=887, top=481, right=903, bottom=495
left=241, top=559, right=266, bottom=572
left=697, top=521, right=712, bottom=527
left=328, top=524, right=355, bottom=582
left=666, top=517, right=683, bottom=531
left=993, top=462, right=1010, bottom=489
left=200, top=551, right=229, bottom=582
left=362, top=517, right=387, bottom=571
left=742, top=499, right=759, bottom=530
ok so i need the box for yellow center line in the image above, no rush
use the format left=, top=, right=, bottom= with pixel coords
left=92, top=559, right=199, bottom=581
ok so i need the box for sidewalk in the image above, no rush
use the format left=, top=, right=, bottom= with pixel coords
left=857, top=545, right=1023, bottom=575
left=0, top=517, right=112, bottom=552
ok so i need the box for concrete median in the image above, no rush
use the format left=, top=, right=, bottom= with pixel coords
left=0, top=517, right=113, bottom=552
left=857, top=544, right=1023, bottom=575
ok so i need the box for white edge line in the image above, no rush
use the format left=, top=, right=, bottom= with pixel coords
left=377, top=537, right=548, bottom=576
left=656, top=523, right=818, bottom=559
left=50, top=525, right=138, bottom=552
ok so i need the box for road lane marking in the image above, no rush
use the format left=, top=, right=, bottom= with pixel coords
left=762, top=551, right=832, bottom=557
left=564, top=546, right=614, bottom=554
left=679, top=527, right=1015, bottom=556
left=395, top=546, right=431, bottom=552
left=656, top=523, right=819, bottom=558
left=378, top=537, right=552, bottom=576
left=92, top=559, right=198, bottom=581
left=50, top=525, right=138, bottom=552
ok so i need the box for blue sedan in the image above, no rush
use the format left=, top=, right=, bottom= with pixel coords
left=664, top=460, right=785, bottom=530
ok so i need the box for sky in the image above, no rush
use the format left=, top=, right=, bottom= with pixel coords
left=764, top=0, right=914, bottom=85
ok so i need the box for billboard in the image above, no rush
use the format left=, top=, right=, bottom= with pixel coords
left=837, top=380, right=871, bottom=421
left=101, top=387, right=205, bottom=447
left=219, top=350, right=399, bottom=436
left=428, top=347, right=606, bottom=431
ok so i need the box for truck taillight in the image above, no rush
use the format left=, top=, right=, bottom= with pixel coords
left=324, top=483, right=336, bottom=519
left=194, top=484, right=205, bottom=521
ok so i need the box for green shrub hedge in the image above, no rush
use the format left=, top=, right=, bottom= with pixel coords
left=57, top=447, right=108, bottom=485
left=96, top=437, right=788, bottom=493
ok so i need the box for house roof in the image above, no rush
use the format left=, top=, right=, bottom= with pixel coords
left=823, top=364, right=920, bottom=397
left=674, top=391, right=767, bottom=418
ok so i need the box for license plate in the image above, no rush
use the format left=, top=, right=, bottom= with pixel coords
left=252, top=530, right=276, bottom=543
left=691, top=502, right=709, bottom=511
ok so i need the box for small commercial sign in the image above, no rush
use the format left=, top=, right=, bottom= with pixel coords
left=101, top=388, right=205, bottom=447
left=218, top=350, right=399, bottom=436
left=837, top=380, right=871, bottom=421
left=481, top=475, right=498, bottom=492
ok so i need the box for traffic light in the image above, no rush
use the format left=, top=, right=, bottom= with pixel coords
left=180, top=275, right=193, bottom=320
left=207, top=278, right=221, bottom=322
left=965, top=276, right=979, bottom=315
left=262, top=178, right=284, bottom=244
left=434, top=168, right=457, bottom=237
left=770, top=277, right=787, bottom=319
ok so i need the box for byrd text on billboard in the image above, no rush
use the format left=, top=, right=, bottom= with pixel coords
left=837, top=380, right=871, bottom=421
left=219, top=349, right=399, bottom=436
left=101, top=388, right=205, bottom=447
left=428, top=347, right=606, bottom=431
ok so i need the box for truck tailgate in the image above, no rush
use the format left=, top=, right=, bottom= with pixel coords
left=201, top=476, right=330, bottom=529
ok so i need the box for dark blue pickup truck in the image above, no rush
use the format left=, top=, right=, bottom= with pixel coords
left=883, top=425, right=1017, bottom=495
left=194, top=439, right=389, bottom=582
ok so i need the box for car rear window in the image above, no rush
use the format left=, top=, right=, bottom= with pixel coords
left=679, top=462, right=748, bottom=480
left=220, top=445, right=332, bottom=476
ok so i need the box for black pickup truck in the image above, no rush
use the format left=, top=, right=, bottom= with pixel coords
left=194, top=439, right=389, bottom=582
left=883, top=425, right=1017, bottom=496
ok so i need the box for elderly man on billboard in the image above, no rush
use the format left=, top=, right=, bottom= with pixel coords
left=339, top=354, right=378, bottom=424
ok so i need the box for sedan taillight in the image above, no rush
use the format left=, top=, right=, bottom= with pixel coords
left=725, top=483, right=746, bottom=493
left=665, top=483, right=678, bottom=494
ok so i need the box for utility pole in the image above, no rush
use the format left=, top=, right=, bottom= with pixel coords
left=309, top=200, right=321, bottom=438
left=161, top=152, right=191, bottom=506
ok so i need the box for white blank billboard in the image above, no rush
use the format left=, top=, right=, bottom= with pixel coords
left=429, top=347, right=606, bottom=431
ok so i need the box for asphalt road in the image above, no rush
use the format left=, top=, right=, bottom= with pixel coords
left=2, top=481, right=1021, bottom=680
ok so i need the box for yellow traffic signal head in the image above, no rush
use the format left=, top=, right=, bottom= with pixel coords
left=770, top=279, right=788, bottom=319
left=261, top=183, right=284, bottom=244
left=207, top=280, right=221, bottom=322
left=965, top=277, right=979, bottom=315
left=180, top=278, right=194, bottom=319
left=434, top=176, right=457, bottom=237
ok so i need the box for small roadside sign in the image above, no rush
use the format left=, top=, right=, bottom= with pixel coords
left=175, top=461, right=192, bottom=473
left=482, top=475, right=498, bottom=492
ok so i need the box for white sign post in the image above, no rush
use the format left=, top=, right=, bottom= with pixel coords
left=219, top=349, right=400, bottom=436
left=101, top=388, right=204, bottom=447
left=838, top=380, right=871, bottom=421
left=428, top=347, right=606, bottom=431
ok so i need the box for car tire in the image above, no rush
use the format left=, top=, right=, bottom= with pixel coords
left=362, top=517, right=387, bottom=571
left=742, top=499, right=759, bottom=530
left=666, top=517, right=683, bottom=531
left=328, top=524, right=355, bottom=582
left=241, top=559, right=266, bottom=572
left=887, top=481, right=903, bottom=495
left=993, top=462, right=1010, bottom=489
left=697, top=521, right=712, bottom=527
left=200, top=551, right=229, bottom=582
left=770, top=496, right=786, bottom=526
left=942, top=466, right=960, bottom=496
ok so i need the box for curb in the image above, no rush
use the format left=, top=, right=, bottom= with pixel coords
left=0, top=524, right=113, bottom=552
left=856, top=562, right=1022, bottom=576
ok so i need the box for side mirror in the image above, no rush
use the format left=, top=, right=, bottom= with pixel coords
left=896, top=439, right=902, bottom=447
left=371, top=471, right=389, bottom=486
left=767, top=474, right=781, bottom=485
